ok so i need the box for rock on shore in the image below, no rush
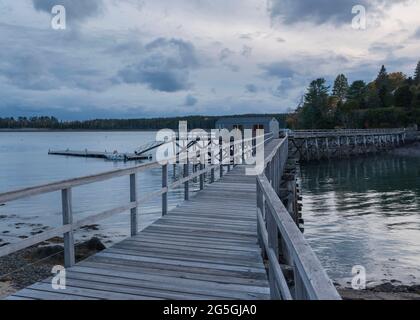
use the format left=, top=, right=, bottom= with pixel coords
left=338, top=283, right=420, bottom=300
left=0, top=237, right=106, bottom=299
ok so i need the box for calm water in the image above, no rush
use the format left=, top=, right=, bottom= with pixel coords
left=0, top=131, right=191, bottom=246
left=300, top=155, right=420, bottom=286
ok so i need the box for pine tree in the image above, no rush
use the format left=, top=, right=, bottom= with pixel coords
left=332, top=74, right=349, bottom=102
left=375, top=65, right=392, bottom=108
left=394, top=85, right=413, bottom=109
left=414, top=61, right=420, bottom=85
left=375, top=65, right=388, bottom=87
left=299, top=78, right=331, bottom=128
left=346, top=80, right=367, bottom=108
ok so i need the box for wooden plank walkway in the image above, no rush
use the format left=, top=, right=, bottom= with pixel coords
left=7, top=167, right=271, bottom=300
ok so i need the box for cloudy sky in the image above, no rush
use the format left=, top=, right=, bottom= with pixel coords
left=0, top=0, right=419, bottom=119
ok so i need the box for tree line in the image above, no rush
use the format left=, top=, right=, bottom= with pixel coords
left=0, top=114, right=288, bottom=130
left=287, top=61, right=420, bottom=129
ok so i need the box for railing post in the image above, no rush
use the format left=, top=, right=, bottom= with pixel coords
left=219, top=138, right=224, bottom=178
left=242, top=137, right=246, bottom=164
left=162, top=164, right=168, bottom=216
left=266, top=203, right=280, bottom=300
left=256, top=179, right=264, bottom=253
left=130, top=173, right=138, bottom=236
left=200, top=163, right=205, bottom=190
left=62, top=188, right=75, bottom=268
left=184, top=161, right=189, bottom=201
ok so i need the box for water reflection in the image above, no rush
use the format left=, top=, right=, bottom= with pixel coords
left=300, top=155, right=420, bottom=286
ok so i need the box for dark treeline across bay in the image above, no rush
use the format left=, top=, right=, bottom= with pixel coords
left=0, top=114, right=288, bottom=130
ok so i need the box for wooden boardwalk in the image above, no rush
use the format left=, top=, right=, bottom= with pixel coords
left=7, top=167, right=270, bottom=300
left=3, top=137, right=342, bottom=300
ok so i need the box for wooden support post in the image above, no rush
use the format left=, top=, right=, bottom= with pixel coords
left=62, top=188, right=75, bottom=268
left=346, top=136, right=350, bottom=157
left=173, top=164, right=176, bottom=178
left=228, top=139, right=232, bottom=172
left=242, top=137, right=246, bottom=164
left=266, top=204, right=279, bottom=300
left=325, top=138, right=330, bottom=159
left=184, top=161, right=189, bottom=201
left=200, top=163, right=205, bottom=190
left=315, top=138, right=320, bottom=160
left=130, top=173, right=138, bottom=236
left=337, top=137, right=341, bottom=158
left=193, top=164, right=197, bottom=183
left=162, top=165, right=168, bottom=216
left=219, top=139, right=224, bottom=179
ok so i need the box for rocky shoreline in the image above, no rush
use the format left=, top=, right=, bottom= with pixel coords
left=338, top=283, right=420, bottom=300
left=390, top=141, right=420, bottom=157
left=0, top=237, right=106, bottom=299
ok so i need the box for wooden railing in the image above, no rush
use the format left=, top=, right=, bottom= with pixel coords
left=291, top=128, right=407, bottom=138
left=256, top=137, right=341, bottom=300
left=0, top=133, right=271, bottom=267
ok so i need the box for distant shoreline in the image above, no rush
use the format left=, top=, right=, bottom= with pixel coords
left=0, top=129, right=158, bottom=133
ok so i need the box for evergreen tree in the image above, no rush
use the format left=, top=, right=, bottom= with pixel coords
left=414, top=61, right=420, bottom=85
left=375, top=65, right=392, bottom=108
left=394, top=85, right=413, bottom=109
left=412, top=92, right=420, bottom=109
left=299, top=78, right=331, bottom=128
left=332, top=74, right=349, bottom=102
left=346, top=80, right=367, bottom=108
left=375, top=65, right=388, bottom=87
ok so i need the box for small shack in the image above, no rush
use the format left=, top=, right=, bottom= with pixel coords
left=215, top=117, right=281, bottom=138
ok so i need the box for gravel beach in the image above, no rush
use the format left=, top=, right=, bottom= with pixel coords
left=0, top=237, right=106, bottom=299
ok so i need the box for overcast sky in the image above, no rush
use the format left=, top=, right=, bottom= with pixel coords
left=0, top=0, right=419, bottom=119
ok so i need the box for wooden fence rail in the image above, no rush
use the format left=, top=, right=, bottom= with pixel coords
left=0, top=133, right=271, bottom=268
left=256, top=137, right=341, bottom=300
left=291, top=128, right=407, bottom=138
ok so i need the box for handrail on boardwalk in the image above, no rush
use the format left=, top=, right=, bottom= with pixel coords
left=0, top=133, right=272, bottom=267
left=256, top=136, right=341, bottom=300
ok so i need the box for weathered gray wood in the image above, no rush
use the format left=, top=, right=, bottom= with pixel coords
left=200, top=163, right=205, bottom=190
left=0, top=161, right=161, bottom=204
left=8, top=164, right=273, bottom=300
left=184, top=161, right=189, bottom=201
left=257, top=208, right=292, bottom=300
left=68, top=265, right=269, bottom=295
left=162, top=164, right=168, bottom=216
left=130, top=173, right=138, bottom=236
left=257, top=174, right=341, bottom=300
left=5, top=136, right=341, bottom=301
left=62, top=188, right=75, bottom=267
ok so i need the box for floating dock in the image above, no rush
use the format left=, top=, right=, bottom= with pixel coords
left=48, top=150, right=151, bottom=161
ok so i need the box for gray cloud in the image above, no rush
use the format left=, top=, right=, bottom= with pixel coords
left=184, top=94, right=198, bottom=106
left=118, top=38, right=199, bottom=92
left=245, top=84, right=258, bottom=93
left=369, top=42, right=405, bottom=55
left=32, top=0, right=104, bottom=22
left=241, top=46, right=253, bottom=58
left=268, top=0, right=408, bottom=25
left=219, top=48, right=234, bottom=61
left=414, top=27, right=420, bottom=39
left=0, top=45, right=112, bottom=92
left=260, top=62, right=296, bottom=79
